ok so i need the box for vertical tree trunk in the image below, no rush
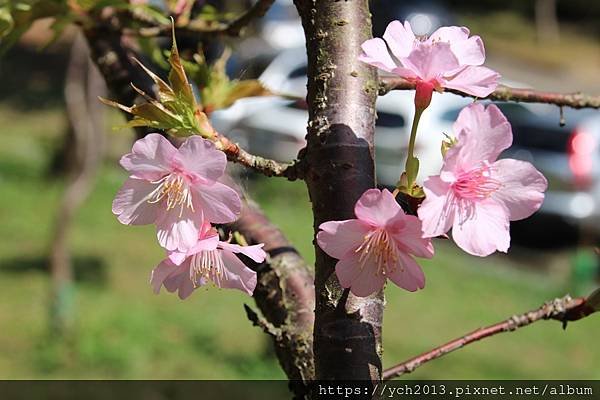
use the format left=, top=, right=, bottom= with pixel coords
left=535, top=0, right=560, bottom=44
left=50, top=34, right=106, bottom=334
left=294, top=0, right=383, bottom=385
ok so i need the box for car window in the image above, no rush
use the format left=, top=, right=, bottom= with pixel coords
left=376, top=111, right=405, bottom=128
left=288, top=65, right=308, bottom=79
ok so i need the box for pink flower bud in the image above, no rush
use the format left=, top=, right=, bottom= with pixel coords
left=414, top=80, right=435, bottom=111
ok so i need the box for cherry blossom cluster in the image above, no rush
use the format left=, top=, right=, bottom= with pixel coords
left=112, top=134, right=266, bottom=299
left=318, top=21, right=547, bottom=297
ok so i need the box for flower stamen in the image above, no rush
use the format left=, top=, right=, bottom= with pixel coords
left=190, top=250, right=226, bottom=288
left=355, top=229, right=400, bottom=277
left=453, top=164, right=502, bottom=200
left=148, top=173, right=195, bottom=217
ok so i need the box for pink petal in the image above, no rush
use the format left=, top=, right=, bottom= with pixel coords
left=429, top=26, right=485, bottom=66
left=401, top=41, right=460, bottom=81
left=183, top=232, right=219, bottom=258
left=334, top=252, right=385, bottom=297
left=317, top=219, right=371, bottom=260
left=150, top=258, right=178, bottom=294
left=218, top=242, right=267, bottom=263
left=155, top=207, right=200, bottom=252
left=349, top=259, right=387, bottom=297
left=418, top=176, right=455, bottom=238
left=218, top=250, right=258, bottom=295
left=451, top=199, right=510, bottom=256
left=334, top=253, right=363, bottom=289
left=354, top=188, right=403, bottom=227
left=112, top=178, right=160, bottom=225
left=160, top=259, right=192, bottom=293
left=383, top=20, right=416, bottom=59
left=358, top=38, right=397, bottom=72
left=176, top=136, right=227, bottom=183
left=443, top=65, right=500, bottom=97
left=491, top=159, right=547, bottom=221
left=192, top=181, right=241, bottom=224
left=429, top=26, right=469, bottom=42
left=167, top=251, right=188, bottom=266
left=445, top=103, right=512, bottom=170
left=120, top=133, right=176, bottom=180
left=390, top=66, right=419, bottom=80
left=386, top=252, right=425, bottom=292
left=391, top=215, right=435, bottom=258
left=176, top=275, right=196, bottom=299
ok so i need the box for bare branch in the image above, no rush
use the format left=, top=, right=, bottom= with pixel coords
left=225, top=200, right=315, bottom=397
left=214, top=133, right=302, bottom=179
left=380, top=77, right=600, bottom=110
left=383, top=292, right=599, bottom=381
left=138, top=0, right=276, bottom=38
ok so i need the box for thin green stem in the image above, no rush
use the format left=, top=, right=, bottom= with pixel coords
left=406, top=107, right=423, bottom=162
left=404, top=107, right=424, bottom=188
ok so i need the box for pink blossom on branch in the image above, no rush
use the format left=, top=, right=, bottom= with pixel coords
left=418, top=103, right=548, bottom=257
left=317, top=189, right=434, bottom=297
left=112, top=134, right=241, bottom=252
left=150, top=223, right=266, bottom=299
left=359, top=21, right=500, bottom=109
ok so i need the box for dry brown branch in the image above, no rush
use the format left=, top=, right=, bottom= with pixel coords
left=380, top=78, right=600, bottom=110
left=383, top=292, right=600, bottom=381
left=214, top=133, right=302, bottom=179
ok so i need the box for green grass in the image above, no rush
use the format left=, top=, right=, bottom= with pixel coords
left=0, top=102, right=599, bottom=381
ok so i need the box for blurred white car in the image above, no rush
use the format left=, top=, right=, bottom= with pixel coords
left=212, top=47, right=471, bottom=186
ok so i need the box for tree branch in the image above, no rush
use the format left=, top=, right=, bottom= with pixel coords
left=380, top=77, right=600, bottom=110
left=383, top=291, right=600, bottom=381
left=214, top=133, right=302, bottom=180
left=226, top=200, right=315, bottom=398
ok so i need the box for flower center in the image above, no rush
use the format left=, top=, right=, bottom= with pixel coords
left=452, top=164, right=502, bottom=200
left=148, top=173, right=195, bottom=216
left=355, top=228, right=399, bottom=276
left=189, top=250, right=226, bottom=287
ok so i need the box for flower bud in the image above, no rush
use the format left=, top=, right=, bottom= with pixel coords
left=414, top=80, right=435, bottom=111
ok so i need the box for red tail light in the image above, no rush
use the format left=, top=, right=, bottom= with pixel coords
left=568, top=130, right=596, bottom=188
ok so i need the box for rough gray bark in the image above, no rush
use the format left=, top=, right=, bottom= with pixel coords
left=227, top=201, right=315, bottom=397
left=294, top=0, right=384, bottom=385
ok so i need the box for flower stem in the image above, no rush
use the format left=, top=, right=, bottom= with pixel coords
left=404, top=107, right=424, bottom=188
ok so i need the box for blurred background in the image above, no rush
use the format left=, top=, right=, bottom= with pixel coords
left=0, top=0, right=599, bottom=379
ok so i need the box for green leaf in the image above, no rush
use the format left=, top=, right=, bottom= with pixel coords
left=167, top=24, right=196, bottom=107
left=222, top=80, right=272, bottom=108
left=0, top=5, right=14, bottom=38
left=99, top=24, right=217, bottom=138
left=405, top=155, right=419, bottom=187
left=588, top=288, right=600, bottom=311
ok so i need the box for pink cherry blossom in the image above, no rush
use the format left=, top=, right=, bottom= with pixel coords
left=112, top=134, right=241, bottom=252
left=359, top=21, right=500, bottom=107
left=150, top=223, right=266, bottom=299
left=317, top=188, right=434, bottom=297
left=418, top=103, right=547, bottom=257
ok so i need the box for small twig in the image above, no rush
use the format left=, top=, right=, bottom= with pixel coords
left=379, top=78, right=600, bottom=110
left=244, top=304, right=283, bottom=339
left=383, top=292, right=599, bottom=381
left=214, top=132, right=302, bottom=180
left=138, top=0, right=276, bottom=37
